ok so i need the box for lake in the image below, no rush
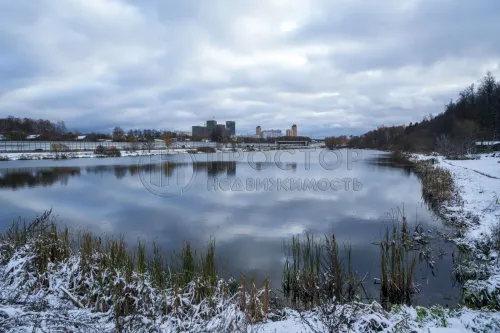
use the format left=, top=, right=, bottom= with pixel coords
left=0, top=149, right=460, bottom=306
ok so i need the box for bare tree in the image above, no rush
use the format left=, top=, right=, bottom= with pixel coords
left=55, top=121, right=67, bottom=136
left=142, top=140, right=155, bottom=152
left=112, top=126, right=125, bottom=141
left=164, top=132, right=174, bottom=150
left=131, top=142, right=140, bottom=152
left=436, top=134, right=453, bottom=158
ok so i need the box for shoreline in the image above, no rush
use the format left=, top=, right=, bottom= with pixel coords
left=0, top=149, right=186, bottom=161
left=407, top=152, right=500, bottom=310
left=0, top=146, right=322, bottom=162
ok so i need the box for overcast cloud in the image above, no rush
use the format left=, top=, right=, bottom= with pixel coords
left=1, top=0, right=500, bottom=137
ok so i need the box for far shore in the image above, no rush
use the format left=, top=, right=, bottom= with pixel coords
left=0, top=145, right=324, bottom=161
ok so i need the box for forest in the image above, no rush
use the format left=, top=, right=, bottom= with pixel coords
left=0, top=117, right=184, bottom=142
left=0, top=117, right=68, bottom=140
left=326, top=72, right=500, bottom=156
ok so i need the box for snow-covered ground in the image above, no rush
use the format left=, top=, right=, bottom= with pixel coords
left=441, top=155, right=499, bottom=241
left=413, top=153, right=500, bottom=242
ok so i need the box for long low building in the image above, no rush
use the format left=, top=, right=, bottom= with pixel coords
left=275, top=140, right=309, bottom=147
left=475, top=141, right=500, bottom=150
left=261, top=129, right=282, bottom=138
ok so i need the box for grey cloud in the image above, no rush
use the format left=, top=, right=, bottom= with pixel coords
left=1, top=0, right=500, bottom=136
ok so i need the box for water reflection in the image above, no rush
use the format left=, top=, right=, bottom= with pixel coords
left=0, top=167, right=81, bottom=189
left=364, top=154, right=414, bottom=176
left=0, top=150, right=460, bottom=307
left=0, top=161, right=239, bottom=189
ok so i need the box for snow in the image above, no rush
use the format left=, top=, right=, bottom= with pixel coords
left=260, top=318, right=305, bottom=333
left=2, top=244, right=499, bottom=333
left=413, top=154, right=500, bottom=241
left=0, top=149, right=189, bottom=161
left=446, top=154, right=500, bottom=178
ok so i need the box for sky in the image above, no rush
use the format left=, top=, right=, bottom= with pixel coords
left=1, top=0, right=500, bottom=138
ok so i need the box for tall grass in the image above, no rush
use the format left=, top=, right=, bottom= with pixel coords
left=281, top=232, right=361, bottom=310
left=415, top=160, right=455, bottom=212
left=0, top=211, right=271, bottom=327
left=0, top=209, right=442, bottom=326
left=282, top=224, right=424, bottom=310
left=378, top=219, right=417, bottom=309
left=391, top=152, right=457, bottom=215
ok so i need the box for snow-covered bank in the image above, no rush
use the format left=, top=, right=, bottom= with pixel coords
left=0, top=147, right=285, bottom=161
left=1, top=245, right=499, bottom=333
left=412, top=153, right=500, bottom=309
left=2, top=297, right=499, bottom=332
left=0, top=149, right=188, bottom=161
left=412, top=153, right=499, bottom=243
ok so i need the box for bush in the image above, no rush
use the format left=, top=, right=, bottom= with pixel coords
left=94, top=145, right=105, bottom=155
left=94, top=145, right=121, bottom=157
left=55, top=153, right=69, bottom=160
left=0, top=155, right=9, bottom=161
left=108, top=147, right=121, bottom=157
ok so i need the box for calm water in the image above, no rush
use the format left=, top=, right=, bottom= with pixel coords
left=0, top=149, right=459, bottom=306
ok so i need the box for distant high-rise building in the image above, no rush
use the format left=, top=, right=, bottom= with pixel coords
left=226, top=121, right=236, bottom=136
left=192, top=126, right=207, bottom=136
left=256, top=126, right=262, bottom=138
left=286, top=129, right=292, bottom=136
left=291, top=124, right=297, bottom=137
left=206, top=120, right=217, bottom=133
left=261, top=129, right=282, bottom=139
left=191, top=119, right=235, bottom=139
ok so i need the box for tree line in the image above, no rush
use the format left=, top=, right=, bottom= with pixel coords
left=0, top=117, right=67, bottom=140
left=0, top=117, right=187, bottom=143
left=326, top=72, right=500, bottom=156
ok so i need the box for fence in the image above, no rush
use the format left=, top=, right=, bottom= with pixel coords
left=0, top=141, right=216, bottom=153
left=0, top=140, right=320, bottom=153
